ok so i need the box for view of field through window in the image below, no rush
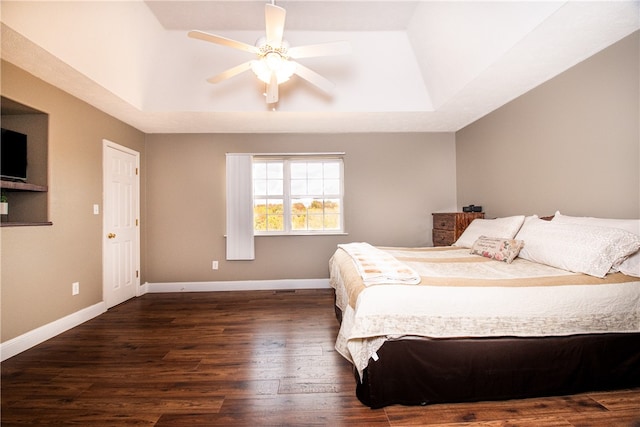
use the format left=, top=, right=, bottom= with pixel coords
left=253, top=158, right=342, bottom=233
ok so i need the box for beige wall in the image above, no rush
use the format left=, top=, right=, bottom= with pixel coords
left=1, top=61, right=146, bottom=341
left=144, top=133, right=457, bottom=283
left=456, top=31, right=640, bottom=219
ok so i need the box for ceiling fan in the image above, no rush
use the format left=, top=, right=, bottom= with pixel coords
left=188, top=1, right=350, bottom=105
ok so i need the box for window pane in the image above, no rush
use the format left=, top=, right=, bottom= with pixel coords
left=308, top=199, right=323, bottom=213
left=266, top=199, right=284, bottom=231
left=291, top=199, right=307, bottom=214
left=267, top=179, right=283, bottom=196
left=291, top=162, right=307, bottom=179
left=324, top=214, right=340, bottom=230
left=324, top=179, right=340, bottom=195
left=254, top=179, right=267, bottom=196
left=308, top=214, right=324, bottom=230
left=325, top=198, right=340, bottom=213
left=269, top=200, right=284, bottom=214
left=324, top=162, right=340, bottom=178
left=253, top=162, right=266, bottom=179
left=267, top=162, right=283, bottom=178
left=267, top=215, right=284, bottom=231
left=308, top=163, right=323, bottom=178
left=308, top=179, right=323, bottom=195
left=253, top=199, right=267, bottom=231
left=291, top=179, right=307, bottom=196
left=254, top=198, right=284, bottom=231
left=291, top=198, right=306, bottom=230
left=292, top=214, right=307, bottom=230
left=254, top=215, right=267, bottom=231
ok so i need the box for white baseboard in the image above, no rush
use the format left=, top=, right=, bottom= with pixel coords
left=145, top=278, right=331, bottom=293
left=1, top=301, right=106, bottom=362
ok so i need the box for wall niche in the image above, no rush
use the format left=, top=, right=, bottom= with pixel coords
left=1, top=96, right=50, bottom=226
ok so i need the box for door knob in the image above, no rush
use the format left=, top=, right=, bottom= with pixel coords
left=107, top=233, right=116, bottom=239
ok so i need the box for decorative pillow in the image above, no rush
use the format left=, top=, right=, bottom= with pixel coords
left=552, top=211, right=640, bottom=277
left=470, top=236, right=524, bottom=263
left=516, top=216, right=640, bottom=278
left=453, top=215, right=526, bottom=248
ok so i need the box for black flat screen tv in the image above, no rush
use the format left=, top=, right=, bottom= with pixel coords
left=1, top=128, right=28, bottom=182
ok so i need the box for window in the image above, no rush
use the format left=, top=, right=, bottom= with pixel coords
left=253, top=156, right=344, bottom=234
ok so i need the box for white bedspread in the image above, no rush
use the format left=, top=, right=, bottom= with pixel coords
left=330, top=246, right=640, bottom=377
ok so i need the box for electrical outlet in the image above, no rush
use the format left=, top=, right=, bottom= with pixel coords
left=72, top=282, right=80, bottom=295
left=212, top=261, right=219, bottom=270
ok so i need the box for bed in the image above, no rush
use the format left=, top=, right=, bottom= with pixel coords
left=329, top=213, right=640, bottom=408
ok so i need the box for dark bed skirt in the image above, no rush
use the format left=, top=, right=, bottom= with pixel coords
left=354, top=333, right=640, bottom=408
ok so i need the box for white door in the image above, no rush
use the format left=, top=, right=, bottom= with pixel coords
left=103, top=140, right=140, bottom=308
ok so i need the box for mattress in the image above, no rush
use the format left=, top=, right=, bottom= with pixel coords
left=329, top=245, right=640, bottom=376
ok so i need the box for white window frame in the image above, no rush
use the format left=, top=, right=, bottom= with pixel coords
left=253, top=154, right=345, bottom=236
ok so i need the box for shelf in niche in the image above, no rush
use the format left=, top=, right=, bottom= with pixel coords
left=1, top=221, right=53, bottom=227
left=2, top=97, right=50, bottom=226
left=0, top=180, right=48, bottom=192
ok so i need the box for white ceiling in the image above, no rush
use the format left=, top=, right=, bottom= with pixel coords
left=1, top=1, right=638, bottom=134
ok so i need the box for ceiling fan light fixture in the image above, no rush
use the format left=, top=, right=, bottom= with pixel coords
left=251, top=55, right=296, bottom=84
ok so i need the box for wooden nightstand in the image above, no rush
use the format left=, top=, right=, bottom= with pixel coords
left=432, top=212, right=485, bottom=246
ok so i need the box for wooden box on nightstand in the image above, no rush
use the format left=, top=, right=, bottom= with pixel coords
left=432, top=212, right=485, bottom=246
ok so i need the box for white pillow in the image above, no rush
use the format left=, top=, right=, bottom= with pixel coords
left=552, top=211, right=640, bottom=234
left=552, top=211, right=640, bottom=277
left=516, top=216, right=640, bottom=278
left=453, top=215, right=525, bottom=248
left=619, top=254, right=640, bottom=277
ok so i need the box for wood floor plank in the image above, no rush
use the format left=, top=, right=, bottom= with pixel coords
left=588, top=388, right=640, bottom=412
left=562, top=409, right=640, bottom=427
left=0, top=407, right=160, bottom=426
left=2, top=289, right=639, bottom=426
left=385, top=394, right=609, bottom=425
left=412, top=417, right=574, bottom=427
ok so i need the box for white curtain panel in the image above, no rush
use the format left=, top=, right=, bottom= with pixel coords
left=226, top=153, right=255, bottom=260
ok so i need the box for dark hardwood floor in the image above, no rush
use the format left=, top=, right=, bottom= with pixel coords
left=2, top=289, right=639, bottom=426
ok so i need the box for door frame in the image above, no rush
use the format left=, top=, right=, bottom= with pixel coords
left=102, top=139, right=141, bottom=305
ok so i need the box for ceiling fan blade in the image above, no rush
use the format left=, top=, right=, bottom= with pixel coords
left=265, top=4, right=286, bottom=46
left=266, top=72, right=279, bottom=104
left=288, top=41, right=351, bottom=59
left=188, top=30, right=259, bottom=54
left=206, top=61, right=254, bottom=84
left=292, top=62, right=335, bottom=95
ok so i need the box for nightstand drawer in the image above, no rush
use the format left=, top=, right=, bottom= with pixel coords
left=432, top=229, right=455, bottom=246
left=433, top=214, right=455, bottom=231
left=431, top=212, right=484, bottom=246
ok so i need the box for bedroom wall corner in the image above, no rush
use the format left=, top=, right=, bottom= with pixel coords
left=455, top=31, right=640, bottom=219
